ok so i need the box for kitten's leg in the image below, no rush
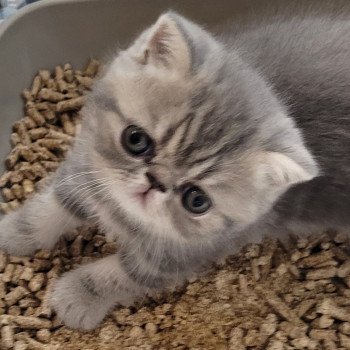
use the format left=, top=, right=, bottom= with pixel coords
left=0, top=186, right=82, bottom=256
left=51, top=254, right=142, bottom=330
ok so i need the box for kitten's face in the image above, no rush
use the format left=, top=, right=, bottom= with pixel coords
left=82, top=12, right=318, bottom=241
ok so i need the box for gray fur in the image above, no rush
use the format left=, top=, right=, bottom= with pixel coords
left=0, top=3, right=349, bottom=330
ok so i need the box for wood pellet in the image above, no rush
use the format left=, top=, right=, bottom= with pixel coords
left=0, top=60, right=102, bottom=349
left=0, top=59, right=99, bottom=214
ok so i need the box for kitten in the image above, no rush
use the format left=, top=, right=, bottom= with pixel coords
left=1, top=4, right=350, bottom=330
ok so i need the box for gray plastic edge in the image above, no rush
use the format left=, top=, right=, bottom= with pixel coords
left=0, top=0, right=94, bottom=38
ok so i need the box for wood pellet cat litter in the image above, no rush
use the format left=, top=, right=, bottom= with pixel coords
left=1, top=61, right=350, bottom=350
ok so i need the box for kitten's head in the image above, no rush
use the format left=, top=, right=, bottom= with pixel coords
left=81, top=12, right=318, bottom=242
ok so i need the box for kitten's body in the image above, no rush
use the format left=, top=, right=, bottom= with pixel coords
left=0, top=2, right=349, bottom=330
left=226, top=10, right=350, bottom=239
left=230, top=13, right=350, bottom=176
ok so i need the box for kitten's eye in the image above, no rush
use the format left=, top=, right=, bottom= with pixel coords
left=182, top=186, right=212, bottom=214
left=122, top=125, right=153, bottom=156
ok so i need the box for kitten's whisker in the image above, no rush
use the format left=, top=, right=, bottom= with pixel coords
left=78, top=184, right=114, bottom=209
left=56, top=170, right=103, bottom=187
left=72, top=137, right=90, bottom=144
left=62, top=177, right=110, bottom=196
left=60, top=179, right=113, bottom=217
left=67, top=180, right=114, bottom=207
left=61, top=183, right=114, bottom=226
left=59, top=170, right=104, bottom=184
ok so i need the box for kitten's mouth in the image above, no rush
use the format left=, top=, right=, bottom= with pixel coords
left=135, top=186, right=154, bottom=207
left=134, top=181, right=166, bottom=208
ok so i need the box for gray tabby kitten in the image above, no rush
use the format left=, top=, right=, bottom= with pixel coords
left=1, top=5, right=350, bottom=330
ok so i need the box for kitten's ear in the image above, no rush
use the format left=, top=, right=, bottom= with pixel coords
left=129, top=12, right=192, bottom=73
left=259, top=152, right=317, bottom=191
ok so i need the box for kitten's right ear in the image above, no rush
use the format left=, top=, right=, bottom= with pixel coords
left=254, top=151, right=318, bottom=208
left=260, top=152, right=316, bottom=191
left=129, top=13, right=192, bottom=74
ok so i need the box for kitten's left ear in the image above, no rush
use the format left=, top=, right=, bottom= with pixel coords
left=130, top=13, right=191, bottom=73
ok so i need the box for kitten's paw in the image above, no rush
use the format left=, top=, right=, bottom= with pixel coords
left=51, top=271, right=112, bottom=330
left=0, top=216, right=38, bottom=256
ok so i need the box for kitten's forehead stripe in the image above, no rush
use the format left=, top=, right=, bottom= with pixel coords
left=192, top=106, right=217, bottom=143
left=160, top=113, right=194, bottom=147
left=190, top=87, right=210, bottom=110
left=187, top=128, right=256, bottom=167
left=194, top=164, right=220, bottom=180
left=191, top=157, right=222, bottom=180
left=175, top=107, right=217, bottom=164
left=93, top=88, right=127, bottom=123
left=174, top=113, right=196, bottom=153
left=188, top=152, right=222, bottom=167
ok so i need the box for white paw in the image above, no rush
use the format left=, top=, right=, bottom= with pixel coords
left=51, top=271, right=112, bottom=330
left=0, top=216, right=38, bottom=256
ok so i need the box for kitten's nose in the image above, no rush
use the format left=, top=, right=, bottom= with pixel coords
left=145, top=172, right=166, bottom=193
